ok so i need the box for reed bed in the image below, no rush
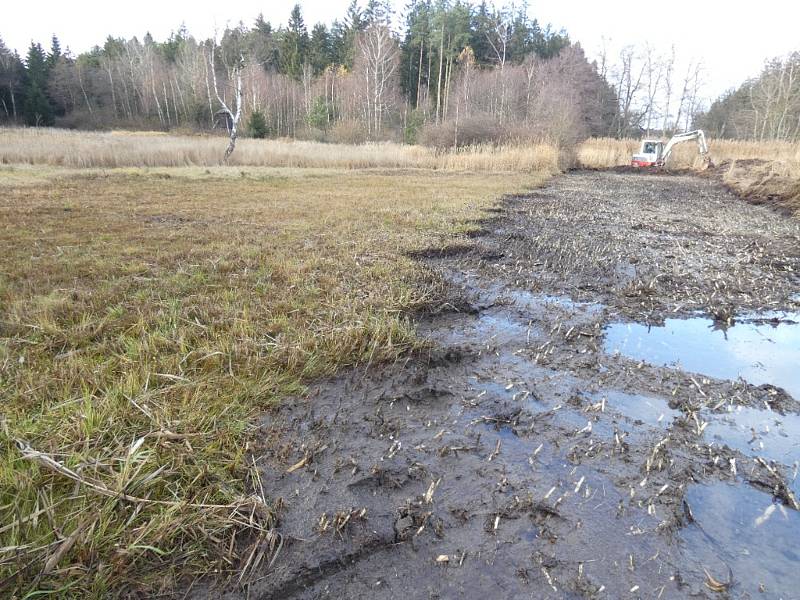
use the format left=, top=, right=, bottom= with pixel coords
left=0, top=127, right=561, bottom=172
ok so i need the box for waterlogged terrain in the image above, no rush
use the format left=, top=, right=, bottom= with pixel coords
left=604, top=312, right=800, bottom=399
left=206, top=171, right=800, bottom=599
left=681, top=483, right=800, bottom=597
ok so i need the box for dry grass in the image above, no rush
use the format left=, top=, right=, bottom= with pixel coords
left=576, top=137, right=639, bottom=169
left=0, top=127, right=561, bottom=172
left=578, top=137, right=800, bottom=215
left=0, top=164, right=553, bottom=597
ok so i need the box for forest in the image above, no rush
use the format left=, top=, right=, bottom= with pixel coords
left=0, top=0, right=609, bottom=147
left=697, top=52, right=800, bottom=142
left=1, top=1, right=798, bottom=145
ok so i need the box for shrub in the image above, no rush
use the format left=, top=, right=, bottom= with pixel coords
left=307, top=97, right=333, bottom=131
left=296, top=126, right=327, bottom=142
left=247, top=110, right=269, bottom=139
left=403, top=109, right=426, bottom=144
left=328, top=120, right=368, bottom=145
left=419, top=115, right=504, bottom=149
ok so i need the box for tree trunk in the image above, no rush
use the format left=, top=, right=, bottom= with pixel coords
left=436, top=21, right=444, bottom=123
left=416, top=40, right=424, bottom=109
left=10, top=86, right=17, bottom=119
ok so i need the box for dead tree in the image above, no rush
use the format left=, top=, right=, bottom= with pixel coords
left=208, top=43, right=243, bottom=162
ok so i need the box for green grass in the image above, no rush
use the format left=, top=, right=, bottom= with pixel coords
left=0, top=166, right=551, bottom=596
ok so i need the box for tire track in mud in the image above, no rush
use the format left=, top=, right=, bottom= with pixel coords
left=207, top=171, right=800, bottom=600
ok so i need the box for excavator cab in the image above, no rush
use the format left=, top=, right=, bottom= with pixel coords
left=631, top=140, right=664, bottom=167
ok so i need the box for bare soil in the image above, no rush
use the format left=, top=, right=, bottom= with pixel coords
left=201, top=171, right=800, bottom=599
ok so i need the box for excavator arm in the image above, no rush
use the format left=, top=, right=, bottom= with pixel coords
left=660, top=130, right=710, bottom=166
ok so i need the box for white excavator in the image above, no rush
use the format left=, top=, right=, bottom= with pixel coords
left=630, top=129, right=711, bottom=168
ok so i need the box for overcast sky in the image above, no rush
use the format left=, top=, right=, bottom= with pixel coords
left=3, top=0, right=798, bottom=101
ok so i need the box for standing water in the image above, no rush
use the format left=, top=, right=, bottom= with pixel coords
left=681, top=483, right=800, bottom=597
left=603, top=312, right=800, bottom=400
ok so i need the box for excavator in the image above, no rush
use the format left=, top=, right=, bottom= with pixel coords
left=630, top=129, right=712, bottom=168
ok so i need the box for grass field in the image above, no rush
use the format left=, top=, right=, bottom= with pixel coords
left=0, top=161, right=553, bottom=596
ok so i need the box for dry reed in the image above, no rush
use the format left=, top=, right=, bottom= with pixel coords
left=0, top=127, right=561, bottom=172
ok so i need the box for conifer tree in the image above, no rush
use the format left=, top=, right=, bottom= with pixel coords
left=23, top=42, right=54, bottom=126
left=280, top=4, right=310, bottom=78
left=308, top=24, right=333, bottom=75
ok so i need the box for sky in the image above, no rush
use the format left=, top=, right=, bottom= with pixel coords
left=2, top=0, right=799, bottom=101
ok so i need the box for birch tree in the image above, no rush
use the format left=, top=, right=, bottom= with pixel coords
left=208, top=42, right=244, bottom=161
left=355, top=25, right=399, bottom=138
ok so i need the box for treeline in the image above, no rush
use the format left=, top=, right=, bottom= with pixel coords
left=0, top=0, right=618, bottom=146
left=598, top=44, right=705, bottom=138
left=697, top=52, right=800, bottom=142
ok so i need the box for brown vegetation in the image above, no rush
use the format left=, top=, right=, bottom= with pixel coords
left=0, top=127, right=563, bottom=171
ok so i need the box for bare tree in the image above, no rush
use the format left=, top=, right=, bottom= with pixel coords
left=642, top=44, right=664, bottom=135
left=0, top=48, right=20, bottom=119
left=355, top=25, right=399, bottom=138
left=613, top=45, right=646, bottom=136
left=208, top=42, right=244, bottom=161
left=749, top=54, right=800, bottom=140
left=673, top=60, right=703, bottom=132
left=660, top=46, right=675, bottom=134
left=485, top=13, right=512, bottom=121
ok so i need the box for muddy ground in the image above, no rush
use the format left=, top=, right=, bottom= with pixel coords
left=203, top=171, right=800, bottom=599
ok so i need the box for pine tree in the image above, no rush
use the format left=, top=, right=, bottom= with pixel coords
left=308, top=23, right=332, bottom=75
left=48, top=34, right=62, bottom=68
left=250, top=15, right=279, bottom=70
left=508, top=5, right=532, bottom=62
left=280, top=4, right=310, bottom=78
left=23, top=42, right=54, bottom=126
left=332, top=0, right=365, bottom=67
left=247, top=109, right=269, bottom=138
left=400, top=0, right=432, bottom=103
left=364, top=0, right=393, bottom=27
left=470, top=1, right=493, bottom=65
left=533, top=21, right=570, bottom=58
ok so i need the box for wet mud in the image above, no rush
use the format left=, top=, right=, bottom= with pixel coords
left=206, top=171, right=800, bottom=599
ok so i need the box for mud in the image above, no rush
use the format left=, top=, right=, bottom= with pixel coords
left=203, top=171, right=800, bottom=599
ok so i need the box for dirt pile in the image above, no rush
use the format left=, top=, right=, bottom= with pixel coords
left=710, top=158, right=800, bottom=217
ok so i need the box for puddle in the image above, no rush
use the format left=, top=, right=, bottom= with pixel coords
left=587, top=390, right=679, bottom=430
left=604, top=312, right=800, bottom=399
left=430, top=309, right=536, bottom=348
left=704, top=404, right=800, bottom=468
left=507, top=288, right=603, bottom=315
left=680, top=483, right=800, bottom=597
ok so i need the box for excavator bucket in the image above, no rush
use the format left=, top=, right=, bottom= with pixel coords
left=697, top=156, right=714, bottom=171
